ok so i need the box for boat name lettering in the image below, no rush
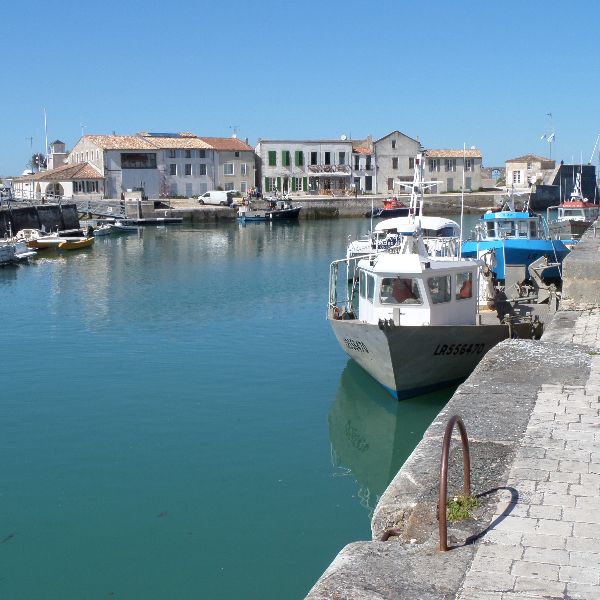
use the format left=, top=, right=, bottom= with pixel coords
left=344, top=338, right=369, bottom=353
left=432, top=343, right=485, bottom=356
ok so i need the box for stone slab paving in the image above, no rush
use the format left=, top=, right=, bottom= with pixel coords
left=457, top=313, right=600, bottom=599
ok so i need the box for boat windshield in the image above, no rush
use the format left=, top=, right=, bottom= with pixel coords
left=423, top=226, right=456, bottom=237
left=379, top=277, right=422, bottom=305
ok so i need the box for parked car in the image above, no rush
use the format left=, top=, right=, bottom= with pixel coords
left=198, top=191, right=233, bottom=206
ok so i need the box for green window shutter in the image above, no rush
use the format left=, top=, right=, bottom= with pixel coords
left=276, top=177, right=281, bottom=191
left=282, top=151, right=290, bottom=166
left=291, top=178, right=297, bottom=192
left=295, top=151, right=303, bottom=166
left=264, top=176, right=269, bottom=192
left=268, top=151, right=276, bottom=166
left=303, top=177, right=308, bottom=192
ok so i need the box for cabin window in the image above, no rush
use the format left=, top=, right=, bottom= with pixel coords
left=486, top=221, right=495, bottom=236
left=456, top=272, right=473, bottom=300
left=367, top=274, right=375, bottom=301
left=498, top=220, right=516, bottom=236
left=380, top=277, right=422, bottom=305
left=428, top=275, right=452, bottom=304
left=359, top=271, right=366, bottom=298
left=529, top=221, right=538, bottom=237
left=517, top=221, right=529, bottom=237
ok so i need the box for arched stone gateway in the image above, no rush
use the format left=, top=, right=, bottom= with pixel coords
left=46, top=183, right=64, bottom=199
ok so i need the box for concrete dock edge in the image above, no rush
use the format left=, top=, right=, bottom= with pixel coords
left=306, top=225, right=600, bottom=599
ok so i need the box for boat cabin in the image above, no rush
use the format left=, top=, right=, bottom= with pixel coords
left=556, top=201, right=598, bottom=223
left=355, top=253, right=478, bottom=327
left=479, top=211, right=542, bottom=240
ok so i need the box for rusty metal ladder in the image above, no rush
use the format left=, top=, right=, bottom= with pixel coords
left=380, top=415, right=471, bottom=552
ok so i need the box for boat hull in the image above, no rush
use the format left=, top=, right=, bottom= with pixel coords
left=329, top=318, right=536, bottom=399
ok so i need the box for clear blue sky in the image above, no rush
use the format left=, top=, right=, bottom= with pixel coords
left=2, top=0, right=599, bottom=176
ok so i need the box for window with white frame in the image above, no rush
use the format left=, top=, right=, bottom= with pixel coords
left=240, top=181, right=247, bottom=193
left=224, top=163, right=234, bottom=176
left=293, top=177, right=303, bottom=192
left=265, top=177, right=277, bottom=192
left=512, top=170, right=521, bottom=184
left=168, top=149, right=176, bottom=158
left=465, top=158, right=473, bottom=172
left=429, top=159, right=440, bottom=172
left=199, top=150, right=205, bottom=158
left=185, top=150, right=191, bottom=159
left=445, top=159, right=456, bottom=172
left=224, top=182, right=235, bottom=191
left=241, top=163, right=248, bottom=176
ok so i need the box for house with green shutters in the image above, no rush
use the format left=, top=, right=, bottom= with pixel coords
left=255, top=138, right=355, bottom=195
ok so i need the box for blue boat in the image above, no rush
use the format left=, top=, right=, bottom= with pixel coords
left=461, top=209, right=570, bottom=282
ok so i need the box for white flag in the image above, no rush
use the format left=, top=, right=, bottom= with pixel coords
left=547, top=133, right=555, bottom=142
left=540, top=134, right=547, bottom=140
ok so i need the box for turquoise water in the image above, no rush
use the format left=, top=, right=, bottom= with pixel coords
left=0, top=220, right=452, bottom=599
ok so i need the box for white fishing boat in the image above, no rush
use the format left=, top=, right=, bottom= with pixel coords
left=327, top=154, right=542, bottom=399
left=0, top=239, right=36, bottom=264
left=93, top=223, right=115, bottom=236
left=347, top=215, right=460, bottom=262
left=547, top=172, right=599, bottom=241
left=112, top=221, right=139, bottom=233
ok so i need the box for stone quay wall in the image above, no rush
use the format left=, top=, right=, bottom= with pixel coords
left=306, top=225, right=600, bottom=599
left=0, top=204, right=80, bottom=237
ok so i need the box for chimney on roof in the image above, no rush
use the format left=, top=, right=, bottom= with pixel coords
left=245, top=137, right=249, bottom=144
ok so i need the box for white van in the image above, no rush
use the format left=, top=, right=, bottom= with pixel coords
left=198, top=191, right=233, bottom=206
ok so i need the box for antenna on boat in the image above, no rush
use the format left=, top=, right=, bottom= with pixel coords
left=460, top=143, right=465, bottom=258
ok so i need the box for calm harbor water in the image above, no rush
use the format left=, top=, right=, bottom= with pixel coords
left=0, top=218, right=461, bottom=599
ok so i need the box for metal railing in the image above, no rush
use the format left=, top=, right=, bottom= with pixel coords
left=438, top=415, right=471, bottom=551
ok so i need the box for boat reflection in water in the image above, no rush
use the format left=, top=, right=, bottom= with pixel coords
left=328, top=361, right=455, bottom=515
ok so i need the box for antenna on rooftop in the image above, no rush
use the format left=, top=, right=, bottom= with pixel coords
left=229, top=125, right=240, bottom=138
left=80, top=122, right=87, bottom=137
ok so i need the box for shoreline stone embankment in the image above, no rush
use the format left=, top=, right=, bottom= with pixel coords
left=306, top=224, right=600, bottom=598
left=145, top=192, right=502, bottom=222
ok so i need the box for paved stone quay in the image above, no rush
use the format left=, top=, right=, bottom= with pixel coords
left=458, top=344, right=600, bottom=599
left=307, top=225, right=600, bottom=599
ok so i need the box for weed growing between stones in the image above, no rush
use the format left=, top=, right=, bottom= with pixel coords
left=446, top=495, right=479, bottom=522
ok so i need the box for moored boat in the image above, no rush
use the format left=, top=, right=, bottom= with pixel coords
left=328, top=155, right=542, bottom=399
left=547, top=173, right=598, bottom=241
left=347, top=215, right=460, bottom=262
left=461, top=202, right=570, bottom=285
left=57, top=237, right=95, bottom=250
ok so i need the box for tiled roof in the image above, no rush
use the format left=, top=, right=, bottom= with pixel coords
left=82, top=133, right=211, bottom=150
left=424, top=148, right=481, bottom=158
left=13, top=162, right=103, bottom=182
left=199, top=137, right=254, bottom=151
left=506, top=154, right=552, bottom=163
left=352, top=139, right=373, bottom=154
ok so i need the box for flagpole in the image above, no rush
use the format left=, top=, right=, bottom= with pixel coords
left=43, top=107, right=48, bottom=170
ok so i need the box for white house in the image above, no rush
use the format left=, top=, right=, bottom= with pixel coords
left=505, top=154, right=555, bottom=190
left=255, top=138, right=354, bottom=195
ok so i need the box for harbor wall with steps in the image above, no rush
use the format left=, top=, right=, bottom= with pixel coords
left=305, top=225, right=599, bottom=598
left=0, top=204, right=80, bottom=237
